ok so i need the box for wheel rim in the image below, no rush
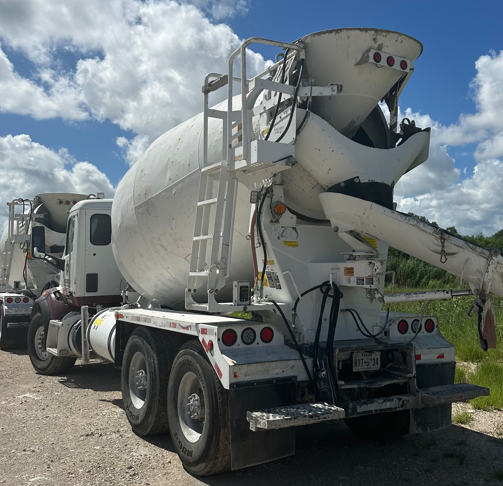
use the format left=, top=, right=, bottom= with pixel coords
left=129, top=351, right=148, bottom=409
left=177, top=371, right=205, bottom=443
left=34, top=326, right=48, bottom=361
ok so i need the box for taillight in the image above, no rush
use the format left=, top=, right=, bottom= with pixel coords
left=73, top=201, right=77, bottom=205
left=208, top=340, right=214, bottom=351
left=23, top=297, right=30, bottom=303
left=58, top=200, right=63, bottom=205
left=222, top=329, right=237, bottom=346
left=373, top=51, right=382, bottom=63
left=66, top=201, right=70, bottom=205
left=387, top=56, right=395, bottom=67
left=398, top=320, right=408, bottom=334
left=6, top=297, right=13, bottom=304
left=15, top=297, right=21, bottom=303
left=425, top=319, right=435, bottom=333
left=260, top=327, right=274, bottom=343
left=400, top=59, right=408, bottom=70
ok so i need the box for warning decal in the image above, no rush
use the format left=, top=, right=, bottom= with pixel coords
left=283, top=241, right=298, bottom=247
left=344, top=267, right=354, bottom=277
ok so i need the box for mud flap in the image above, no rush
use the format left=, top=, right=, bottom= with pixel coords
left=229, top=377, right=296, bottom=470
left=410, top=404, right=451, bottom=434
left=479, top=299, right=497, bottom=350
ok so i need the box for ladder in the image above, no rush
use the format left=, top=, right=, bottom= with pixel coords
left=185, top=38, right=304, bottom=312
left=1, top=199, right=32, bottom=290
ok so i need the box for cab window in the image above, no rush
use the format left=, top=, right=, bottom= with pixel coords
left=90, top=214, right=111, bottom=246
left=64, top=216, right=76, bottom=256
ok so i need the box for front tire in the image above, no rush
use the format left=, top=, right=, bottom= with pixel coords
left=167, top=340, right=230, bottom=476
left=0, top=311, right=20, bottom=351
left=344, top=410, right=410, bottom=440
left=121, top=327, right=172, bottom=436
left=27, top=313, right=76, bottom=375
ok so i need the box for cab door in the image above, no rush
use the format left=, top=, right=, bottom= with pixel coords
left=63, top=215, right=77, bottom=292
left=84, top=211, right=113, bottom=296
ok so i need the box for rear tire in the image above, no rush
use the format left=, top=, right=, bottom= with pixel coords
left=0, top=311, right=20, bottom=350
left=344, top=410, right=410, bottom=440
left=27, top=313, right=76, bottom=375
left=121, top=327, right=172, bottom=436
left=167, top=340, right=230, bottom=476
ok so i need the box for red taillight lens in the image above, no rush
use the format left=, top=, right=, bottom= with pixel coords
left=222, top=329, right=237, bottom=346
left=208, top=340, right=214, bottom=351
left=66, top=201, right=70, bottom=205
left=425, top=319, right=435, bottom=333
left=400, top=60, right=408, bottom=70
left=73, top=201, right=77, bottom=205
left=373, top=51, right=382, bottom=63
left=6, top=297, right=13, bottom=304
left=260, top=327, right=274, bottom=343
left=58, top=200, right=63, bottom=204
left=387, top=56, right=395, bottom=67
left=398, top=320, right=408, bottom=334
left=23, top=297, right=29, bottom=303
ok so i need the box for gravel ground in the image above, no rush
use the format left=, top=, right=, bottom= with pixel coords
left=1, top=347, right=503, bottom=486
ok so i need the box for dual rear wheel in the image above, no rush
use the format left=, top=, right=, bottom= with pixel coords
left=121, top=330, right=230, bottom=476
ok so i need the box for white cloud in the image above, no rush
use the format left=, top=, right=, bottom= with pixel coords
left=0, top=134, right=114, bottom=229
left=397, top=159, right=503, bottom=236
left=0, top=0, right=268, bottom=141
left=116, top=134, right=151, bottom=166
left=392, top=51, right=503, bottom=236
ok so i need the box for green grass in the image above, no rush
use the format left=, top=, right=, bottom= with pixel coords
left=386, top=289, right=503, bottom=410
left=452, top=411, right=473, bottom=425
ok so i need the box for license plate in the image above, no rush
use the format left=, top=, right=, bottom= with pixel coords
left=353, top=351, right=380, bottom=372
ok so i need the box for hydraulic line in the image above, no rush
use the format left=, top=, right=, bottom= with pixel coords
left=264, top=49, right=290, bottom=142
left=275, top=58, right=305, bottom=143
left=268, top=298, right=314, bottom=388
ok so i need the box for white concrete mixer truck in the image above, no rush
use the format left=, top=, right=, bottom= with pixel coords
left=27, top=28, right=499, bottom=476
left=0, top=193, right=90, bottom=350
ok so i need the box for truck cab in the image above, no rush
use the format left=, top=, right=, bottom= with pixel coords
left=27, top=198, right=124, bottom=374
left=62, top=199, right=122, bottom=306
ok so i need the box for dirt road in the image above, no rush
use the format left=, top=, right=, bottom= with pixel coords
left=1, top=347, right=502, bottom=486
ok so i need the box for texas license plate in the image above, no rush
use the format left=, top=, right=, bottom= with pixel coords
left=353, top=351, right=380, bottom=371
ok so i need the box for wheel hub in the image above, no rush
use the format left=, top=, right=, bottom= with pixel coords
left=187, top=393, right=204, bottom=420
left=34, top=326, right=48, bottom=361
left=135, top=369, right=148, bottom=391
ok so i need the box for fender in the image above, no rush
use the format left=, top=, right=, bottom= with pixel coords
left=31, top=288, right=80, bottom=336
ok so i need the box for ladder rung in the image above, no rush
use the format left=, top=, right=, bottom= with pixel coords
left=201, top=162, right=222, bottom=173
left=197, top=198, right=218, bottom=207
left=193, top=235, right=213, bottom=241
left=189, top=272, right=209, bottom=277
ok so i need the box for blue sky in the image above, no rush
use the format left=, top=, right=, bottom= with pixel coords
left=1, top=0, right=503, bottom=235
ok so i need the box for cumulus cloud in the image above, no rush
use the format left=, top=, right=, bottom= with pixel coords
left=0, top=0, right=268, bottom=140
left=0, top=134, right=114, bottom=229
left=116, top=135, right=151, bottom=166
left=390, top=50, right=503, bottom=236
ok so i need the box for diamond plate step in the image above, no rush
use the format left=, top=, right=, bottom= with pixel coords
left=247, top=402, right=345, bottom=431
left=421, top=383, right=489, bottom=407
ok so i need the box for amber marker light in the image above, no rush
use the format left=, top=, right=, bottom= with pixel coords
left=273, top=203, right=287, bottom=216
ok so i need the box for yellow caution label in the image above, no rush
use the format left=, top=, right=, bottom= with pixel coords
left=344, top=267, right=354, bottom=277
left=93, top=318, right=104, bottom=327
left=283, top=241, right=298, bottom=247
left=257, top=272, right=270, bottom=287
left=363, top=236, right=377, bottom=248
left=268, top=260, right=274, bottom=265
